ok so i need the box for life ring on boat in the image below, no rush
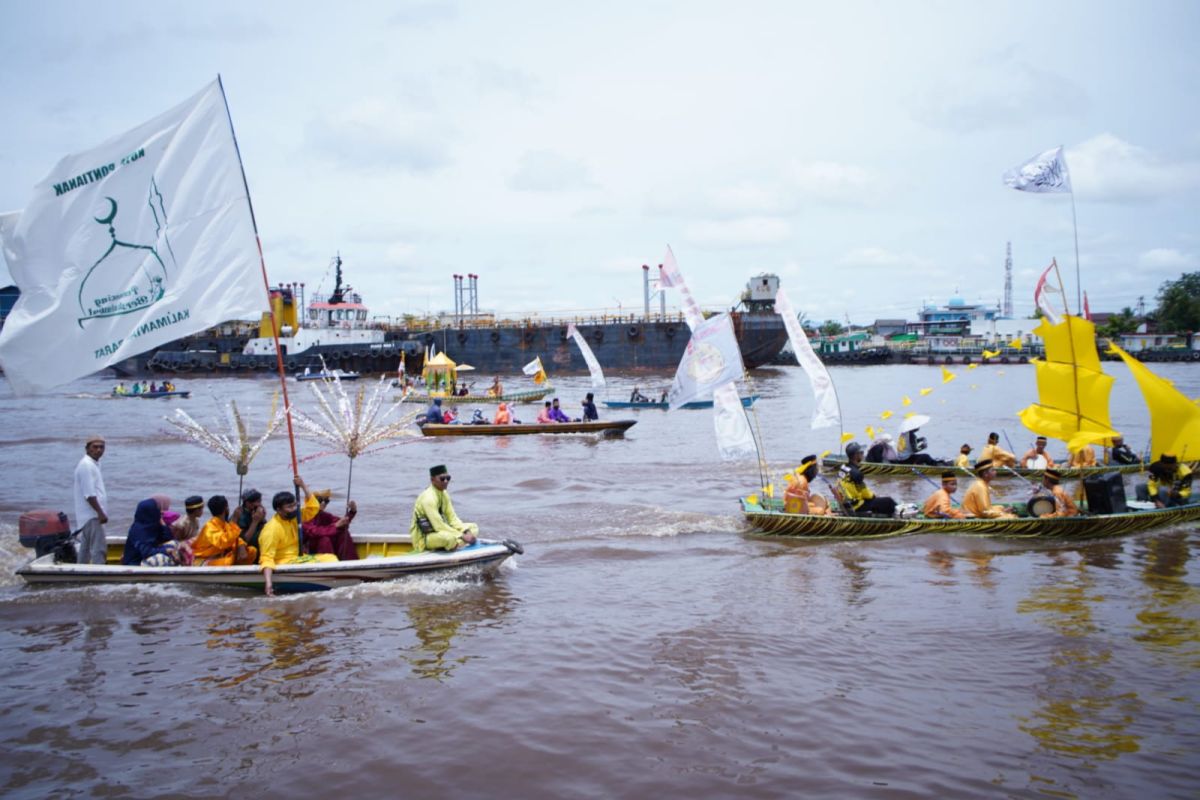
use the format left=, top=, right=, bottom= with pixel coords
left=1192, top=351, right=1200, bottom=361
left=665, top=326, right=676, bottom=338
left=1000, top=356, right=1010, bottom=364
left=1019, top=355, right=1028, bottom=364
left=628, top=326, right=640, bottom=340
left=490, top=331, right=501, bottom=343
left=962, top=356, right=972, bottom=364
left=593, top=330, right=604, bottom=343
left=286, top=359, right=298, bottom=371
left=1027, top=494, right=1056, bottom=518
left=457, top=332, right=468, bottom=344
left=943, top=356, right=953, bottom=364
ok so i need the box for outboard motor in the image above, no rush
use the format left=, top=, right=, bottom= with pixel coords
left=18, top=510, right=77, bottom=562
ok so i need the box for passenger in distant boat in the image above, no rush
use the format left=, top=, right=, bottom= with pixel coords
left=549, top=398, right=571, bottom=423
left=659, top=388, right=669, bottom=403
left=493, top=402, right=512, bottom=425
left=895, top=428, right=939, bottom=465
left=259, top=476, right=337, bottom=596
left=784, top=455, right=833, bottom=515
left=1137, top=453, right=1193, bottom=508
left=488, top=376, right=503, bottom=398
left=234, top=489, right=267, bottom=554
left=837, top=443, right=897, bottom=516
left=1040, top=469, right=1079, bottom=517
left=922, top=472, right=971, bottom=519
left=954, top=443, right=973, bottom=469
left=537, top=401, right=554, bottom=423
left=424, top=398, right=446, bottom=424
left=73, top=434, right=109, bottom=565
left=1067, top=444, right=1096, bottom=469
left=581, top=392, right=599, bottom=421
left=980, top=432, right=1017, bottom=468
left=866, top=433, right=899, bottom=463
left=442, top=408, right=458, bottom=423
left=410, top=464, right=478, bottom=553
left=304, top=489, right=358, bottom=561
left=171, top=495, right=204, bottom=543
left=630, top=387, right=650, bottom=403
left=113, top=382, right=127, bottom=395
left=121, top=498, right=183, bottom=566
left=192, top=495, right=257, bottom=566
left=1021, top=436, right=1057, bottom=469
left=962, top=459, right=1016, bottom=519
left=1107, top=436, right=1139, bottom=465
left=130, top=382, right=142, bottom=395
left=149, top=382, right=158, bottom=393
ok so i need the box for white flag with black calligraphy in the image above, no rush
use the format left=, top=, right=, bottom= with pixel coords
left=0, top=79, right=265, bottom=394
left=1003, top=146, right=1073, bottom=194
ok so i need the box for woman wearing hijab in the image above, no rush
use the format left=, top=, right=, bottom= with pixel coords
left=121, top=498, right=181, bottom=566
left=493, top=402, right=512, bottom=425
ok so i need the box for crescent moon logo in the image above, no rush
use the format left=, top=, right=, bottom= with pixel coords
left=94, top=196, right=118, bottom=225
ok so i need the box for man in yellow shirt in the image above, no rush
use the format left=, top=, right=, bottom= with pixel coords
left=954, top=444, right=973, bottom=469
left=410, top=465, right=479, bottom=552
left=1040, top=469, right=1079, bottom=517
left=192, top=495, right=257, bottom=566
left=962, top=459, right=1016, bottom=519
left=923, top=472, right=970, bottom=518
left=783, top=456, right=832, bottom=515
left=836, top=443, right=897, bottom=516
left=1021, top=436, right=1057, bottom=469
left=980, top=432, right=1017, bottom=468
left=1137, top=453, right=1193, bottom=508
left=259, top=476, right=337, bottom=596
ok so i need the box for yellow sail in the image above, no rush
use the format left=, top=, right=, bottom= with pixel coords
left=1106, top=342, right=1200, bottom=459
left=1017, top=315, right=1120, bottom=450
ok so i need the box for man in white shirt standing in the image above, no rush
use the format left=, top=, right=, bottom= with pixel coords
left=74, top=435, right=109, bottom=564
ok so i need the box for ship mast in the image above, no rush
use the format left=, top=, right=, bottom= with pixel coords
left=328, top=254, right=345, bottom=305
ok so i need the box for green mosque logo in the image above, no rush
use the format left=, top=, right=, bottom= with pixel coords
left=76, top=179, right=177, bottom=327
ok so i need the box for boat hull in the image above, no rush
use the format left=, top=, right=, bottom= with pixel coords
left=740, top=497, right=1200, bottom=540
left=819, top=455, right=1145, bottom=480
left=419, top=420, right=636, bottom=436
left=111, top=391, right=191, bottom=399
left=603, top=394, right=758, bottom=410
left=400, top=387, right=553, bottom=405
left=17, top=535, right=518, bottom=592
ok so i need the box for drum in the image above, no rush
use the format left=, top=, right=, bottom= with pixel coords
left=1027, top=494, right=1057, bottom=517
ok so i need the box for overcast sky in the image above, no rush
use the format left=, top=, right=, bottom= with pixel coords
left=2, top=1, right=1198, bottom=324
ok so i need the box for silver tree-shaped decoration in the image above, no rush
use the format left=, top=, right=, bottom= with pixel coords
left=163, top=396, right=287, bottom=500
left=289, top=368, right=422, bottom=501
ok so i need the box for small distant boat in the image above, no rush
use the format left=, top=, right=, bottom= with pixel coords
left=112, top=390, right=191, bottom=399
left=419, top=419, right=636, bottom=437
left=604, top=394, right=758, bottom=410
left=296, top=369, right=360, bottom=382
left=400, top=386, right=553, bottom=405
left=17, top=533, right=522, bottom=592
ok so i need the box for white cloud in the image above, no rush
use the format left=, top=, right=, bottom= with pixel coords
left=1069, top=134, right=1200, bottom=202
left=305, top=98, right=454, bottom=173
left=1137, top=248, right=1199, bottom=271
left=837, top=247, right=936, bottom=272
left=508, top=150, right=595, bottom=192
left=788, top=160, right=880, bottom=204
left=684, top=217, right=792, bottom=248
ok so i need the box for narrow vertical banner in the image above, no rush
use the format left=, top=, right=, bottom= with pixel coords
left=0, top=80, right=265, bottom=394
left=567, top=323, right=606, bottom=389
left=774, top=288, right=840, bottom=429
left=659, top=246, right=705, bottom=331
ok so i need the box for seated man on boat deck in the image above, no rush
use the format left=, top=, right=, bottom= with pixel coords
left=549, top=398, right=571, bottom=423
left=837, top=443, right=897, bottom=516
left=410, top=464, right=478, bottom=553
left=234, top=489, right=267, bottom=555
left=304, top=489, right=359, bottom=561
left=536, top=401, right=554, bottom=423
left=581, top=393, right=599, bottom=421
left=1136, top=453, right=1193, bottom=508
left=922, top=472, right=971, bottom=519
left=1067, top=444, right=1096, bottom=469
left=981, top=432, right=1017, bottom=468
left=487, top=376, right=503, bottom=398
left=954, top=444, right=973, bottom=469
left=1039, top=469, right=1079, bottom=517
left=259, top=477, right=337, bottom=597
left=784, top=456, right=832, bottom=515
left=494, top=402, right=513, bottom=425
left=192, top=495, right=257, bottom=566
left=424, top=398, right=446, bottom=424
left=1021, top=436, right=1057, bottom=469
left=630, top=387, right=650, bottom=403
left=1106, top=436, right=1140, bottom=465
left=962, top=459, right=1016, bottom=519
left=865, top=433, right=899, bottom=463
left=121, top=498, right=183, bottom=566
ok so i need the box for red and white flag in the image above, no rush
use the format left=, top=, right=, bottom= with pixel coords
left=1083, top=291, right=1092, bottom=321
left=1034, top=260, right=1064, bottom=324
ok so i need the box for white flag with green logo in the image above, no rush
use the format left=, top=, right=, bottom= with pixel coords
left=0, top=79, right=265, bottom=394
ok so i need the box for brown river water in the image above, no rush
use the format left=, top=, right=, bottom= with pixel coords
left=0, top=363, right=1197, bottom=798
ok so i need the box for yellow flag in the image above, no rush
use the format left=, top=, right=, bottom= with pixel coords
left=902, top=395, right=912, bottom=406
left=747, top=493, right=759, bottom=505
left=840, top=432, right=855, bottom=443
left=982, top=348, right=1000, bottom=359
left=865, top=425, right=877, bottom=439
left=919, top=387, right=933, bottom=396
left=1009, top=339, right=1023, bottom=350
left=819, top=449, right=831, bottom=458
left=967, top=363, right=978, bottom=370
left=941, top=367, right=957, bottom=383
left=880, top=410, right=893, bottom=420
left=764, top=483, right=775, bottom=498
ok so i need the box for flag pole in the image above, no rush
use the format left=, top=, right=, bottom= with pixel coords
left=1070, top=190, right=1082, bottom=314
left=216, top=75, right=300, bottom=480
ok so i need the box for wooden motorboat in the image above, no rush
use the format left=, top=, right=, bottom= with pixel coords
left=740, top=496, right=1200, bottom=540
left=603, top=394, right=759, bottom=410
left=418, top=419, right=636, bottom=437
left=16, top=533, right=523, bottom=592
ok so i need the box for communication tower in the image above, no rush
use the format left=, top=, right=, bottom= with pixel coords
left=1003, top=242, right=1013, bottom=318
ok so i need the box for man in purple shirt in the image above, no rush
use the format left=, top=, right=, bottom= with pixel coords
left=549, top=398, right=571, bottom=423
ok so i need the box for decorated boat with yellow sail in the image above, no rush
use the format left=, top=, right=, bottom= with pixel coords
left=398, top=351, right=553, bottom=405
